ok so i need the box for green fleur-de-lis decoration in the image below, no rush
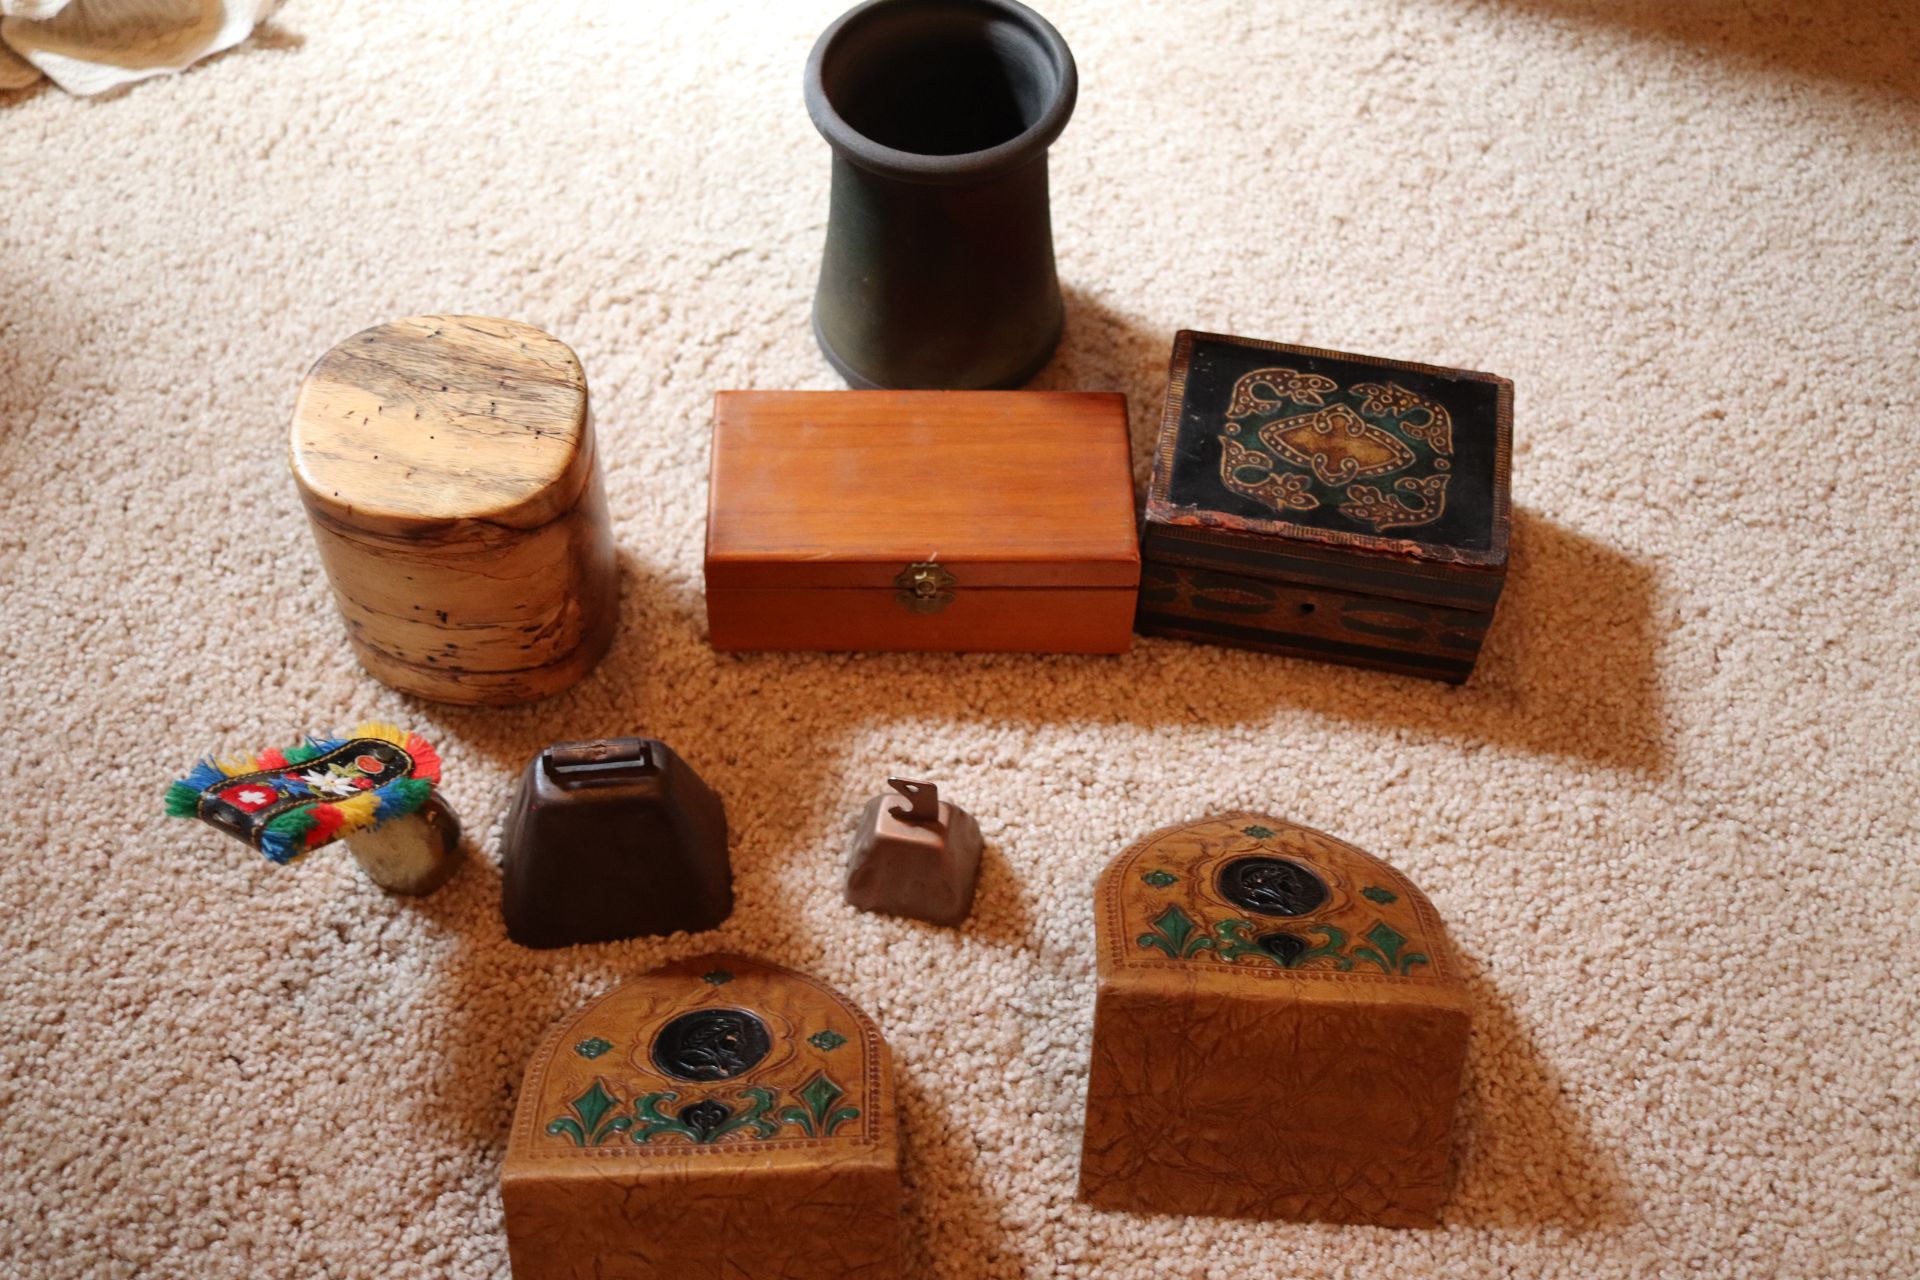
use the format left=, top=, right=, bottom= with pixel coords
left=1139, top=907, right=1424, bottom=974
left=1270, top=923, right=1352, bottom=970
left=1210, top=919, right=1269, bottom=963
left=1361, top=886, right=1397, bottom=905
left=573, top=1037, right=613, bottom=1060
left=1141, top=869, right=1178, bottom=888
left=1137, top=904, right=1216, bottom=959
left=1211, top=920, right=1352, bottom=970
left=779, top=1071, right=861, bottom=1137
left=1242, top=825, right=1276, bottom=839
left=1351, top=921, right=1429, bottom=974
left=545, top=1079, right=633, bottom=1147
left=702, top=970, right=734, bottom=985
left=631, top=1087, right=778, bottom=1145
left=808, top=1030, right=848, bottom=1052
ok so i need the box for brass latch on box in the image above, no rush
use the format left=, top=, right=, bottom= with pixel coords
left=894, top=562, right=957, bottom=614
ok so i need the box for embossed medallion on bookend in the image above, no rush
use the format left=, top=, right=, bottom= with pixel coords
left=502, top=954, right=903, bottom=1280
left=289, top=315, right=618, bottom=705
left=1078, top=814, right=1470, bottom=1226
left=1138, top=331, right=1512, bottom=682
left=500, top=738, right=730, bottom=948
left=844, top=778, right=983, bottom=926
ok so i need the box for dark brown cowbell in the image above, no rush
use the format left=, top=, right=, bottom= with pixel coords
left=500, top=738, right=731, bottom=948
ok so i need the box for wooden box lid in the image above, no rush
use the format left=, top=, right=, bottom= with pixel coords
left=290, top=315, right=596, bottom=537
left=1143, top=331, right=1511, bottom=604
left=706, top=391, right=1139, bottom=589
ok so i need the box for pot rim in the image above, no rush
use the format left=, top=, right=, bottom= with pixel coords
left=804, top=0, right=1078, bottom=185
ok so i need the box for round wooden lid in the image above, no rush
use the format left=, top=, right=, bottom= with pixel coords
left=290, top=316, right=593, bottom=534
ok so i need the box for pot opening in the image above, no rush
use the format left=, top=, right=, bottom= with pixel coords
left=819, top=0, right=1068, bottom=158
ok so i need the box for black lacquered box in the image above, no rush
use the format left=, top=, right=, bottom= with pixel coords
left=1137, top=330, right=1513, bottom=683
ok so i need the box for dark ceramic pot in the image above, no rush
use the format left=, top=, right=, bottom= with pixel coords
left=804, top=0, right=1078, bottom=390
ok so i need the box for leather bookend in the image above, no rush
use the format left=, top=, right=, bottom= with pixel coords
left=502, top=954, right=903, bottom=1280
left=1078, top=813, right=1470, bottom=1226
left=500, top=738, right=730, bottom=948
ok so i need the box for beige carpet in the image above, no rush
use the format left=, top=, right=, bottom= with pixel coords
left=3, top=1, right=1917, bottom=1276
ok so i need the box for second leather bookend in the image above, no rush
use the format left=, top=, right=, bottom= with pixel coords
left=1078, top=814, right=1470, bottom=1226
left=500, top=738, right=730, bottom=948
left=501, top=954, right=904, bottom=1280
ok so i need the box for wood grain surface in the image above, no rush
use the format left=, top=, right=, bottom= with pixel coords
left=503, top=954, right=902, bottom=1280
left=289, top=316, right=617, bottom=704
left=705, top=391, right=1138, bottom=652
left=1135, top=561, right=1490, bottom=683
left=1078, top=814, right=1470, bottom=1226
left=704, top=584, right=1137, bottom=653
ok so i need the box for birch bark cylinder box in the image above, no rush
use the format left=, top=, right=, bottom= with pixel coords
left=289, top=315, right=617, bottom=705
left=502, top=954, right=903, bottom=1280
left=1137, top=331, right=1512, bottom=682
left=705, top=390, right=1139, bottom=652
left=1078, top=814, right=1470, bottom=1226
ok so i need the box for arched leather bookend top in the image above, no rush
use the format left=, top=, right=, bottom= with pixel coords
left=503, top=954, right=902, bottom=1280
left=1097, top=811, right=1458, bottom=985
left=1079, top=814, right=1470, bottom=1227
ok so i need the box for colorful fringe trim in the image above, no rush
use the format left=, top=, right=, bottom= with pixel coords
left=165, top=721, right=442, bottom=865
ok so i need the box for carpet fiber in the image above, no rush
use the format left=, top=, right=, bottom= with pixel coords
left=2, top=1, right=1916, bottom=1276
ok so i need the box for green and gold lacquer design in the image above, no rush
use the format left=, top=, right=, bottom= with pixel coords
left=545, top=1070, right=863, bottom=1148
left=776, top=1071, right=862, bottom=1137
left=1121, top=817, right=1441, bottom=979
left=545, top=1080, right=633, bottom=1146
left=1137, top=903, right=1427, bottom=974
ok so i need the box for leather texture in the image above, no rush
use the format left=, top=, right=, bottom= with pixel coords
left=502, top=954, right=902, bottom=1279
left=1078, top=814, right=1470, bottom=1226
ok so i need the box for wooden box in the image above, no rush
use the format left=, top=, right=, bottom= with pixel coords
left=1137, top=331, right=1512, bottom=682
left=503, top=954, right=901, bottom=1280
left=705, top=391, right=1139, bottom=653
left=1078, top=814, right=1470, bottom=1226
left=289, top=315, right=617, bottom=705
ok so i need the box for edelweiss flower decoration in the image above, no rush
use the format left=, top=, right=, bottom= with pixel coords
left=297, top=762, right=373, bottom=799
